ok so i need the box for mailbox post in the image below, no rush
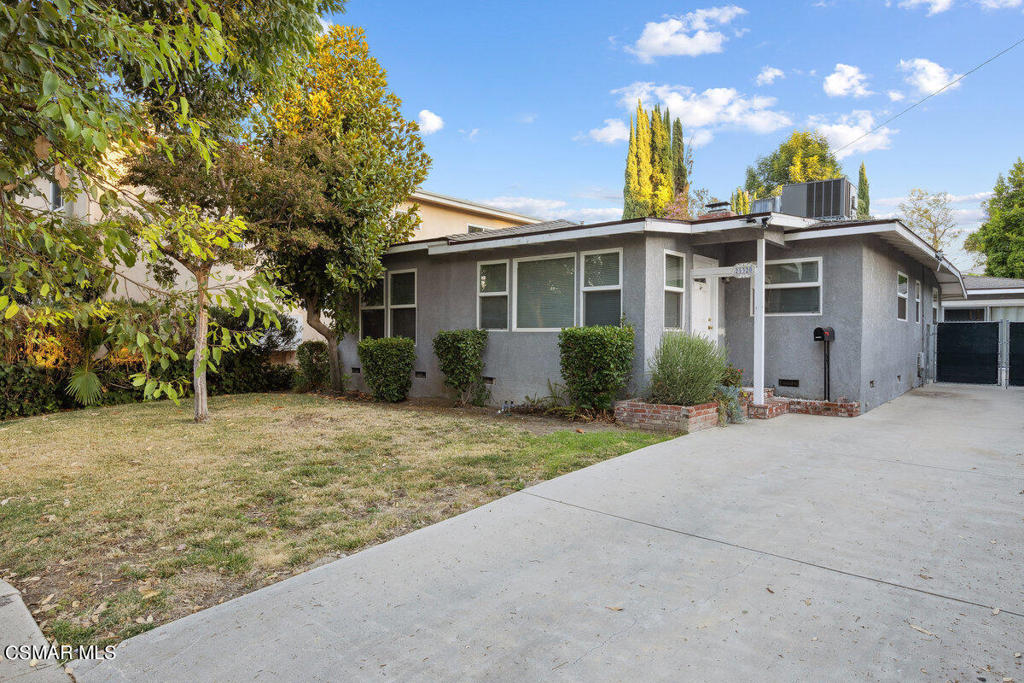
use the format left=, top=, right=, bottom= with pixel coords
left=813, top=326, right=835, bottom=401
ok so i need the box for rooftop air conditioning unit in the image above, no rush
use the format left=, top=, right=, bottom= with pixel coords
left=778, top=178, right=857, bottom=221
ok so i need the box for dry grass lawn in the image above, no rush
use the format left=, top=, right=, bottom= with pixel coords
left=0, top=393, right=667, bottom=649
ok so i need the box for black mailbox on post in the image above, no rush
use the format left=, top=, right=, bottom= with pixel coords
left=813, top=327, right=835, bottom=401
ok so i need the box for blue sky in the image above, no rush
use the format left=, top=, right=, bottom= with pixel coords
left=324, top=0, right=1024, bottom=269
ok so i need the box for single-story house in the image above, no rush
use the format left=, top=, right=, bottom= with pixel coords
left=340, top=180, right=967, bottom=414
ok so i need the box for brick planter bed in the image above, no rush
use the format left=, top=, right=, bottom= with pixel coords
left=782, top=398, right=861, bottom=417
left=614, top=398, right=719, bottom=433
left=738, top=388, right=861, bottom=419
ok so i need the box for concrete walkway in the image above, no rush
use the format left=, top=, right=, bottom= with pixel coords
left=0, top=581, right=68, bottom=682
left=73, top=384, right=1024, bottom=681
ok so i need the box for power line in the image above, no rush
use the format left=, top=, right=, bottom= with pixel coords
left=834, top=34, right=1024, bottom=155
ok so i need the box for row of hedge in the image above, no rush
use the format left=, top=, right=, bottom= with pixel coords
left=346, top=325, right=637, bottom=411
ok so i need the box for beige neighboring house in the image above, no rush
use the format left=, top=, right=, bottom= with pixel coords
left=29, top=180, right=542, bottom=354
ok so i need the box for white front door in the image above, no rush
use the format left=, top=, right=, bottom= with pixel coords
left=691, top=255, right=718, bottom=342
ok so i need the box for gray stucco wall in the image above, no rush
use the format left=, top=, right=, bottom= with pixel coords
left=721, top=237, right=864, bottom=403
left=338, top=230, right=943, bottom=412
left=858, top=237, right=939, bottom=411
left=339, top=236, right=652, bottom=405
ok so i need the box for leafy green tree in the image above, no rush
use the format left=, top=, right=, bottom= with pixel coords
left=857, top=162, right=871, bottom=219
left=965, top=159, right=1024, bottom=278
left=744, top=130, right=843, bottom=198
left=0, top=0, right=337, bottom=412
left=248, top=26, right=431, bottom=392
left=899, top=189, right=960, bottom=251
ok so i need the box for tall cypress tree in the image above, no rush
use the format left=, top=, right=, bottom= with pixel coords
left=649, top=106, right=672, bottom=216
left=857, top=162, right=870, bottom=219
left=623, top=116, right=639, bottom=219
left=633, top=100, right=654, bottom=217
left=671, top=118, right=688, bottom=197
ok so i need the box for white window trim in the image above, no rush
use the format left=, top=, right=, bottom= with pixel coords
left=511, top=252, right=577, bottom=332
left=915, top=279, right=921, bottom=324
left=358, top=276, right=387, bottom=340
left=664, top=250, right=686, bottom=330
left=477, top=259, right=510, bottom=330
left=579, top=248, right=623, bottom=327
left=897, top=271, right=908, bottom=321
left=388, top=269, right=417, bottom=341
left=749, top=256, right=823, bottom=317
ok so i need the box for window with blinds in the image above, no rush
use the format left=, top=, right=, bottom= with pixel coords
left=514, top=254, right=576, bottom=330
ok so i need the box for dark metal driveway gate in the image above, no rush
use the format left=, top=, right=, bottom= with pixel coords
left=936, top=322, right=1000, bottom=384
left=1011, top=323, right=1024, bottom=387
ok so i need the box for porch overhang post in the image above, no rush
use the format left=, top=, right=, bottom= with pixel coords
left=753, top=237, right=766, bottom=405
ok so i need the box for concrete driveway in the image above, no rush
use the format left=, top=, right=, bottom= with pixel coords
left=73, top=384, right=1024, bottom=682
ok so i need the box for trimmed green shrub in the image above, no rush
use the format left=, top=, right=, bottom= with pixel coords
left=209, top=308, right=300, bottom=395
left=648, top=332, right=727, bottom=406
left=558, top=325, right=635, bottom=411
left=295, top=341, right=330, bottom=392
left=357, top=337, right=415, bottom=402
left=0, top=363, right=64, bottom=420
left=432, top=329, right=489, bottom=406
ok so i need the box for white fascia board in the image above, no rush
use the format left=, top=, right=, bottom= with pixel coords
left=426, top=222, right=645, bottom=255
left=965, top=288, right=1024, bottom=295
left=944, top=297, right=1024, bottom=307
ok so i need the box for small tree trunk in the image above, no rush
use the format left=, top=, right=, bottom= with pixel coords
left=305, top=301, right=343, bottom=393
left=193, top=268, right=211, bottom=423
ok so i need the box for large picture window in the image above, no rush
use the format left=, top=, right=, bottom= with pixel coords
left=478, top=260, right=509, bottom=330
left=897, top=272, right=908, bottom=321
left=664, top=251, right=685, bottom=329
left=751, top=258, right=822, bottom=316
left=580, top=249, right=622, bottom=327
left=513, top=253, right=576, bottom=331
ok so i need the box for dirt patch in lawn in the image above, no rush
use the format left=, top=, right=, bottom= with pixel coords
left=0, top=393, right=667, bottom=649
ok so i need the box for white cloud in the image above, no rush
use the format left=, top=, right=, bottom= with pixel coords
left=458, top=128, right=480, bottom=141
left=875, top=190, right=993, bottom=207
left=627, top=6, right=748, bottom=63
left=809, top=110, right=895, bottom=158
left=579, top=119, right=630, bottom=144
left=887, top=90, right=906, bottom=102
left=571, top=207, right=624, bottom=223
left=977, top=0, right=1022, bottom=7
left=482, top=196, right=568, bottom=219
left=319, top=16, right=332, bottom=32
left=613, top=82, right=791, bottom=137
left=417, top=109, right=444, bottom=135
left=898, top=0, right=954, bottom=14
left=899, top=58, right=963, bottom=96
left=755, top=66, right=784, bottom=86
left=518, top=113, right=537, bottom=124
left=690, top=129, right=715, bottom=146
left=823, top=64, right=873, bottom=97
